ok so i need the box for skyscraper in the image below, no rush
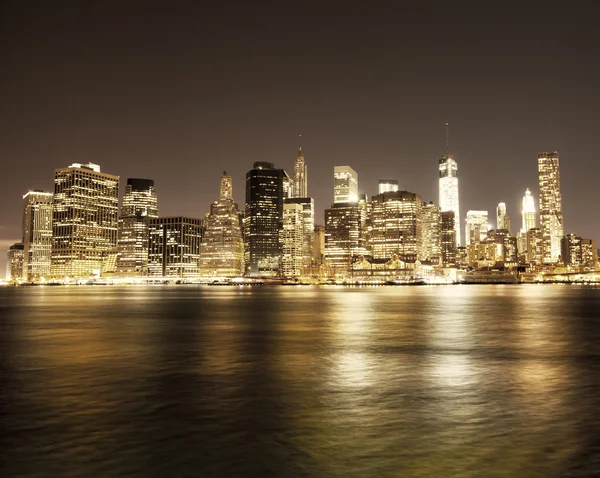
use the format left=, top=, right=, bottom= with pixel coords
left=465, top=210, right=489, bottom=246
left=116, top=178, right=158, bottom=276
left=293, top=147, right=307, bottom=198
left=51, top=163, right=119, bottom=278
left=282, top=202, right=304, bottom=277
left=438, top=154, right=460, bottom=246
left=370, top=191, right=422, bottom=263
left=324, top=203, right=368, bottom=275
left=200, top=172, right=245, bottom=277
left=6, top=243, right=24, bottom=281
left=521, top=188, right=536, bottom=232
left=22, top=190, right=53, bottom=281
left=378, top=179, right=399, bottom=194
left=244, top=162, right=288, bottom=276
left=334, top=166, right=358, bottom=203
left=496, top=202, right=510, bottom=232
left=422, top=202, right=442, bottom=263
left=538, top=152, right=564, bottom=263
left=440, top=211, right=457, bottom=266
left=148, top=217, right=203, bottom=278
left=284, top=197, right=314, bottom=274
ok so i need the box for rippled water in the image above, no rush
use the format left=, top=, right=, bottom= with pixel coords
left=1, top=284, right=600, bottom=477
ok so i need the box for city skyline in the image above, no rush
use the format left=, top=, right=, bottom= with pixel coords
left=1, top=4, right=599, bottom=273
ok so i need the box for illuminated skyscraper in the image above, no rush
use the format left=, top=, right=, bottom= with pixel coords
left=313, top=224, right=325, bottom=266
left=465, top=210, right=489, bottom=246
left=334, top=166, right=358, bottom=203
left=293, top=147, right=307, bottom=198
left=324, top=203, right=368, bottom=275
left=200, top=172, right=244, bottom=277
left=422, top=202, right=441, bottom=263
left=378, top=179, right=399, bottom=194
left=148, top=217, right=203, bottom=278
left=440, top=211, right=457, bottom=265
left=538, top=152, right=563, bottom=263
left=496, top=202, right=510, bottom=232
left=438, top=157, right=460, bottom=246
left=51, top=163, right=119, bottom=278
left=284, top=197, right=314, bottom=274
left=6, top=243, right=24, bottom=281
left=244, top=162, right=288, bottom=276
left=521, top=188, right=536, bottom=232
left=22, top=190, right=53, bottom=281
left=116, top=179, right=158, bottom=276
left=282, top=202, right=304, bottom=277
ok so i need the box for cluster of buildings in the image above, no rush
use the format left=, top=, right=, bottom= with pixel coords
left=5, top=146, right=598, bottom=283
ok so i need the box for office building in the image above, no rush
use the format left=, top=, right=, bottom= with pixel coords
left=51, top=163, right=119, bottom=278
left=370, top=191, right=422, bottom=263
left=422, top=202, right=442, bottom=263
left=244, top=162, right=288, bottom=276
left=284, top=197, right=314, bottom=273
left=6, top=243, right=24, bottom=281
left=334, top=166, right=358, bottom=204
left=439, top=154, right=460, bottom=246
left=116, top=178, right=158, bottom=276
left=465, top=210, right=489, bottom=246
left=200, top=172, right=245, bottom=277
left=293, top=147, right=307, bottom=198
left=313, top=224, right=325, bottom=267
left=441, top=211, right=457, bottom=265
left=324, top=202, right=368, bottom=275
left=538, top=151, right=564, bottom=263
left=496, top=202, right=510, bottom=232
left=561, top=235, right=597, bottom=269
left=378, top=179, right=399, bottom=194
left=526, top=228, right=544, bottom=265
left=521, top=188, right=536, bottom=232
left=22, top=190, right=53, bottom=281
left=148, top=217, right=203, bottom=278
left=282, top=202, right=304, bottom=277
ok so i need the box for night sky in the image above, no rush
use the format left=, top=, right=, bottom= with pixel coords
left=2, top=2, right=599, bottom=272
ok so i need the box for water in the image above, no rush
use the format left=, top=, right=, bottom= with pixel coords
left=1, top=284, right=600, bottom=477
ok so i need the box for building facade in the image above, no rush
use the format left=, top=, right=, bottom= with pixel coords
left=284, top=197, right=314, bottom=274
left=282, top=202, right=304, bottom=277
left=378, top=179, right=399, bottom=194
left=22, top=190, right=53, bottom=281
left=334, top=166, right=358, bottom=204
left=148, top=217, right=203, bottom=278
left=293, top=147, right=307, bottom=198
left=116, top=178, right=158, bottom=276
left=521, top=188, right=536, bottom=232
left=496, top=202, right=510, bottom=232
left=324, top=203, right=368, bottom=275
left=6, top=243, right=24, bottom=281
left=440, top=211, right=457, bottom=266
left=51, top=163, right=119, bottom=278
left=465, top=210, right=489, bottom=246
left=538, top=152, right=564, bottom=263
left=244, top=162, right=288, bottom=276
left=422, top=202, right=442, bottom=263
left=200, top=172, right=245, bottom=277
left=439, top=155, right=461, bottom=246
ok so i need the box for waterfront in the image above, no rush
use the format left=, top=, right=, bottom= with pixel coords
left=1, top=285, right=600, bottom=477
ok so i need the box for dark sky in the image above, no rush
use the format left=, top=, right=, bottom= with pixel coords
left=2, top=2, right=599, bottom=271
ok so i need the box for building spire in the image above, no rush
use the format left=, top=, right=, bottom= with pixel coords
left=445, top=122, right=450, bottom=156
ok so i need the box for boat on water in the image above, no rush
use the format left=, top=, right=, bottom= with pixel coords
left=385, top=277, right=426, bottom=286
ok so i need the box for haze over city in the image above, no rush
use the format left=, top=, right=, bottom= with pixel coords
left=1, top=2, right=599, bottom=273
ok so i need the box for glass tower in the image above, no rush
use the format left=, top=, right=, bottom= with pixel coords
left=22, top=190, right=53, bottom=281
left=537, top=151, right=563, bottom=263
left=438, top=155, right=460, bottom=246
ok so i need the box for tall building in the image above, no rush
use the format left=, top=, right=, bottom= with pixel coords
left=200, top=172, right=245, bottom=277
left=438, top=155, right=460, bottom=246
left=22, top=190, right=53, bottom=281
left=378, top=179, right=399, bottom=194
left=148, top=217, right=203, bottom=278
left=244, top=162, right=288, bottom=276
left=465, top=210, right=489, bottom=246
left=282, top=202, right=304, bottom=277
left=370, top=191, right=422, bottom=263
left=561, top=235, right=597, bottom=269
left=284, top=197, right=314, bottom=273
left=6, top=243, right=24, bottom=281
left=440, top=211, right=457, bottom=265
left=526, top=228, right=544, bottom=265
left=422, top=202, right=442, bottom=263
left=496, top=202, right=510, bottom=232
left=324, top=203, right=368, bottom=275
left=313, top=224, right=325, bottom=266
left=116, top=178, right=158, bottom=276
left=538, top=151, right=564, bottom=263
left=51, top=163, right=119, bottom=278
left=521, top=188, right=536, bottom=232
left=334, top=166, right=358, bottom=204
left=293, top=147, right=307, bottom=198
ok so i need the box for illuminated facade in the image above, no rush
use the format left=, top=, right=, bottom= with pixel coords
left=148, top=217, right=203, bottom=278
left=422, top=202, right=441, bottom=263
left=439, top=155, right=461, bottom=246
left=282, top=202, right=304, bottom=277
left=313, top=224, right=325, bottom=266
left=244, top=162, right=288, bottom=276
left=378, top=179, right=399, bottom=194
left=293, top=147, right=307, bottom=198
left=496, top=202, right=510, bottom=232
left=324, top=203, right=368, bottom=275
left=561, top=235, right=597, bottom=269
left=116, top=178, right=158, bottom=276
left=521, top=188, right=536, bottom=232
left=370, top=191, right=422, bottom=263
left=284, top=197, right=314, bottom=273
left=22, top=190, right=53, bottom=281
left=538, top=152, right=564, bottom=263
left=51, top=163, right=119, bottom=278
left=526, top=228, right=544, bottom=265
left=465, top=210, right=489, bottom=246
left=440, top=211, right=457, bottom=265
left=334, top=166, right=358, bottom=203
left=200, top=172, right=244, bottom=277
left=6, top=243, right=24, bottom=281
